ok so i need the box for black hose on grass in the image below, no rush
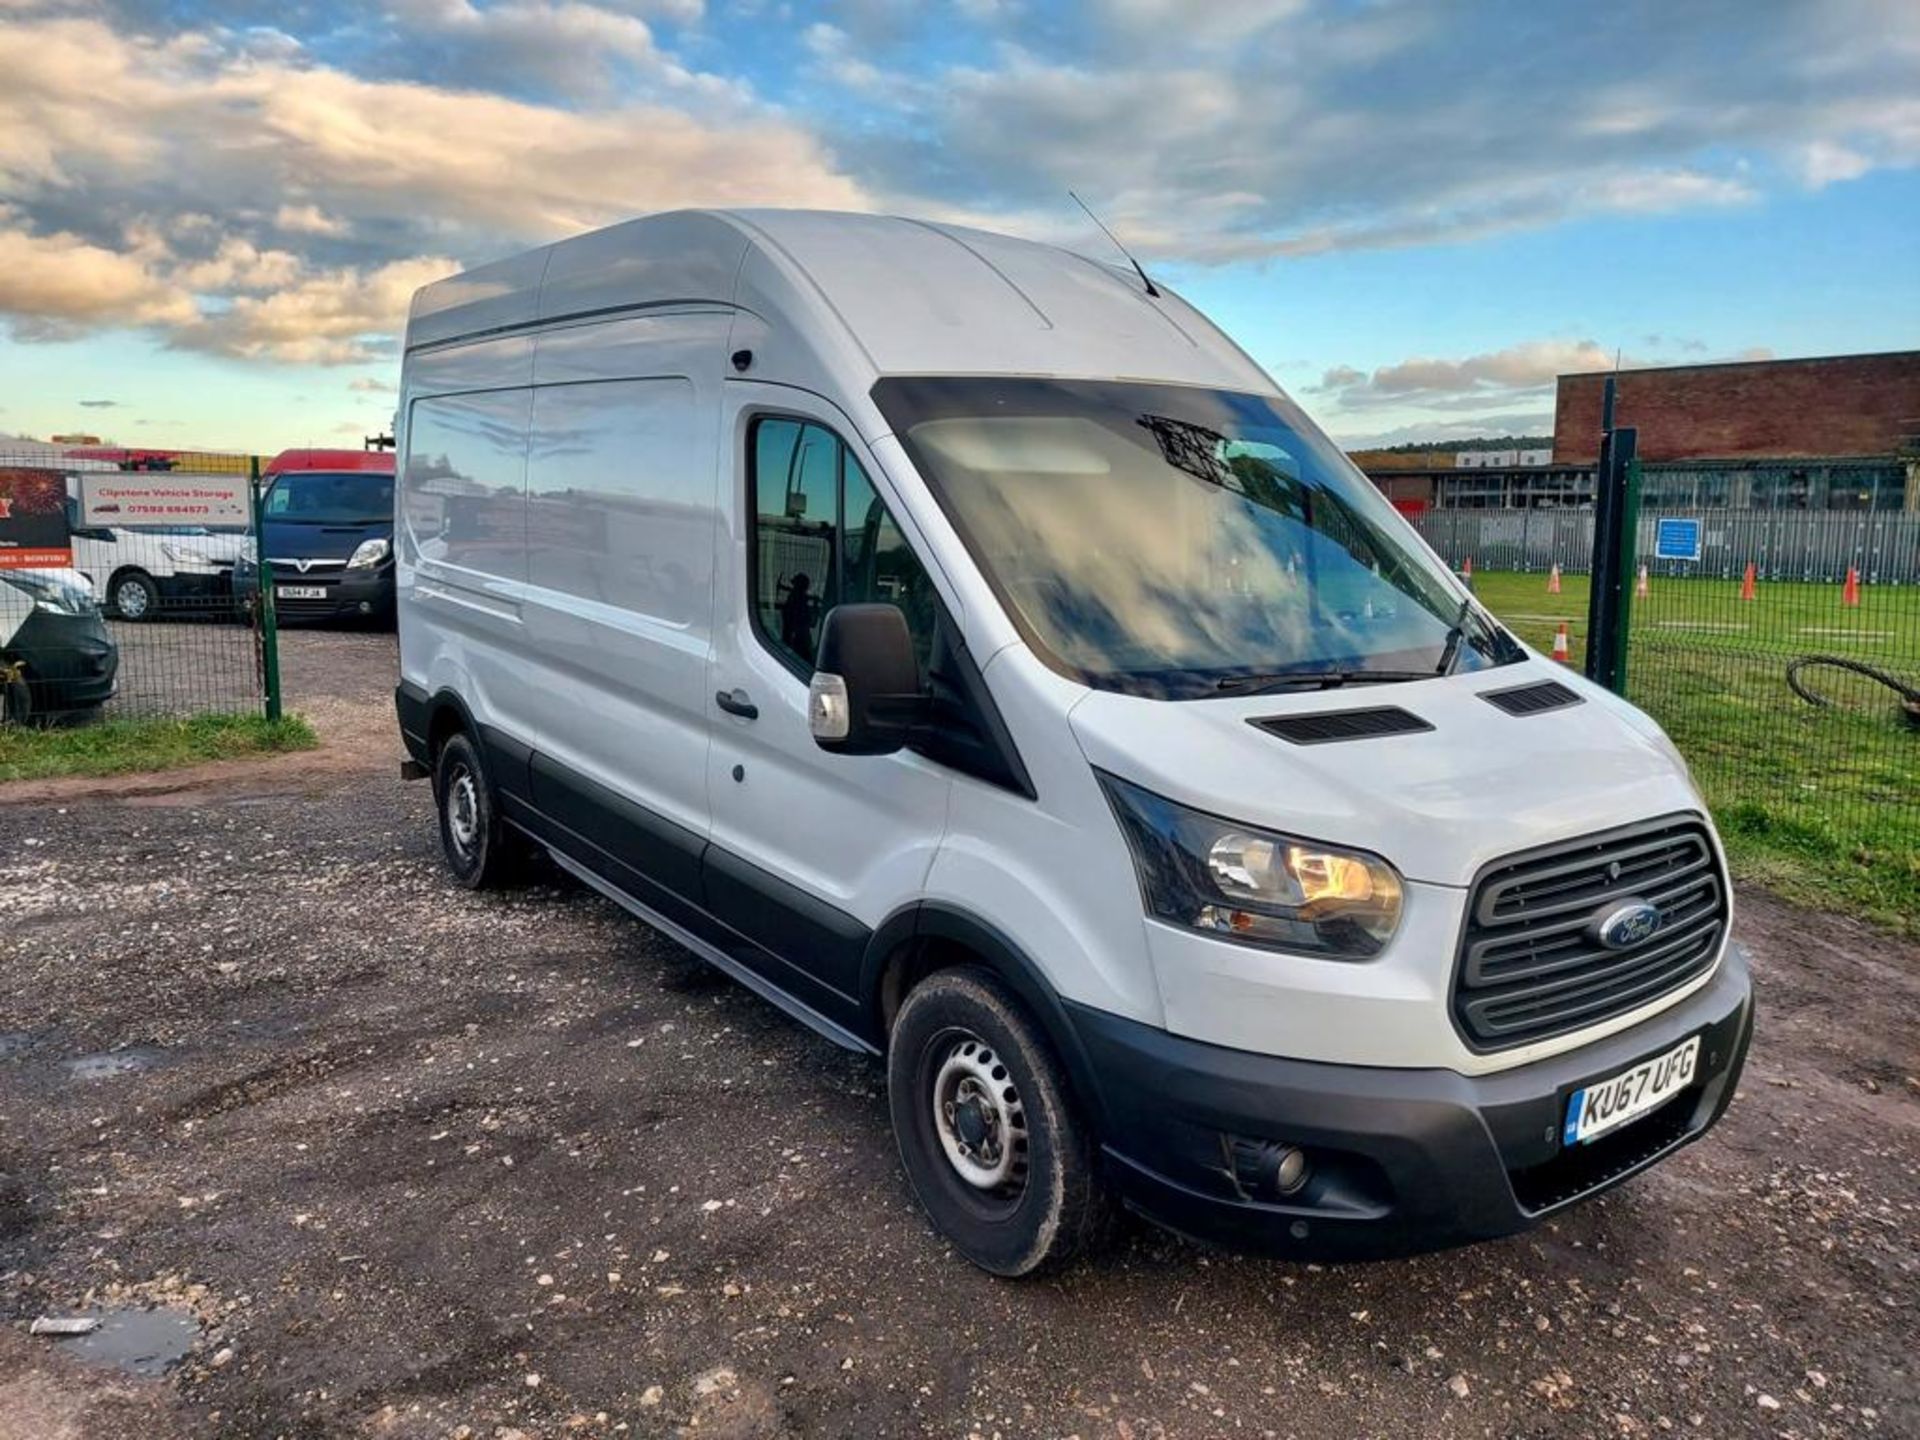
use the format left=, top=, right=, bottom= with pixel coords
left=1786, top=655, right=1920, bottom=732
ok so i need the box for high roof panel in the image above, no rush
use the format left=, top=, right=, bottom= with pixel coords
left=405, top=209, right=1275, bottom=395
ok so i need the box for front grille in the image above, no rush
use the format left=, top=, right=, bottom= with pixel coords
left=1453, top=816, right=1727, bottom=1051
left=1251, top=706, right=1433, bottom=745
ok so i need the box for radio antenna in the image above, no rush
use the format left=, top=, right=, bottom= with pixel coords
left=1069, top=190, right=1160, bottom=299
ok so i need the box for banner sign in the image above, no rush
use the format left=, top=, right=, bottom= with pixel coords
left=80, top=471, right=252, bottom=527
left=0, top=468, right=74, bottom=570
left=1654, top=516, right=1703, bottom=562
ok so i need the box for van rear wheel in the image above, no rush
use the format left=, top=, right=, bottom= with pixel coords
left=433, top=732, right=521, bottom=889
left=887, top=968, right=1109, bottom=1276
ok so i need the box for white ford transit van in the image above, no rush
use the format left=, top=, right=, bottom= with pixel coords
left=395, top=210, right=1752, bottom=1275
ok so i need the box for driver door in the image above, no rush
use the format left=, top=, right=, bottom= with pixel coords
left=703, top=393, right=951, bottom=1032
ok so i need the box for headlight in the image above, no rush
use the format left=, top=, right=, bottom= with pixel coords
left=6, top=574, right=97, bottom=617
left=160, top=541, right=215, bottom=569
left=1099, top=772, right=1404, bottom=958
left=346, top=538, right=391, bottom=570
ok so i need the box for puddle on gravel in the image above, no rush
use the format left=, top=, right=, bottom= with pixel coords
left=44, top=1308, right=200, bottom=1378
left=63, top=1046, right=169, bottom=1080
left=0, top=1032, right=42, bottom=1062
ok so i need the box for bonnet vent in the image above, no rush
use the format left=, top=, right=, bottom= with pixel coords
left=1251, top=707, right=1434, bottom=746
left=1478, top=680, right=1583, bottom=717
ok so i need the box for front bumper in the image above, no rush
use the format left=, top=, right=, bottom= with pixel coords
left=1069, top=943, right=1753, bottom=1260
left=10, top=611, right=119, bottom=712
left=154, top=570, right=234, bottom=609
left=238, top=566, right=394, bottom=624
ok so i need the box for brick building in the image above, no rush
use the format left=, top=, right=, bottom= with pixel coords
left=1553, top=351, right=1920, bottom=465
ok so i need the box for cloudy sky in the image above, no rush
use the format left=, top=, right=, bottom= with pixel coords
left=2, top=0, right=1916, bottom=452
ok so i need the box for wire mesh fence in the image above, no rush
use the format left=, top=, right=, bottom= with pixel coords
left=1, top=453, right=271, bottom=725
left=1413, top=505, right=1920, bottom=583
left=1631, top=552, right=1919, bottom=883
left=1421, top=505, right=1919, bottom=921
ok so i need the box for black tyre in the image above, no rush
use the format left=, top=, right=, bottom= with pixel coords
left=109, top=570, right=160, bottom=621
left=433, top=731, right=522, bottom=889
left=888, top=968, right=1110, bottom=1276
left=1, top=668, right=30, bottom=726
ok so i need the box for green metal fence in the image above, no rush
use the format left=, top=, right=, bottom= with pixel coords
left=1426, top=519, right=1919, bottom=928
left=0, top=453, right=280, bottom=726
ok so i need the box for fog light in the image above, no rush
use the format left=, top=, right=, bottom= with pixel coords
left=1271, top=1144, right=1310, bottom=1195
left=358, top=601, right=373, bottom=614
left=1226, top=1136, right=1315, bottom=1201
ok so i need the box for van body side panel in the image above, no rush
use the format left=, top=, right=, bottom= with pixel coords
left=507, top=314, right=729, bottom=863
left=398, top=338, right=533, bottom=748
left=923, top=645, right=1168, bottom=1030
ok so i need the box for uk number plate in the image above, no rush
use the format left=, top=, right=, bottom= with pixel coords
left=1564, top=1034, right=1700, bottom=1146
left=276, top=585, right=326, bottom=600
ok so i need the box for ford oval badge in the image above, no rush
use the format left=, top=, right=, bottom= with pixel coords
left=1594, top=899, right=1661, bottom=951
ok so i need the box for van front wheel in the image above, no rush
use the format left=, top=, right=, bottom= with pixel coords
left=888, top=968, right=1109, bottom=1276
left=433, top=732, right=520, bottom=889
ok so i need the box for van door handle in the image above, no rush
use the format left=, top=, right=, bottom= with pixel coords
left=715, top=687, right=758, bottom=720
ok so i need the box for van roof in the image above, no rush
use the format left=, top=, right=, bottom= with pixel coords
left=265, top=449, right=396, bottom=476
left=406, top=208, right=1274, bottom=396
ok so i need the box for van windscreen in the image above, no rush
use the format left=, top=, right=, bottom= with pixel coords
left=265, top=472, right=394, bottom=525
left=873, top=377, right=1520, bottom=699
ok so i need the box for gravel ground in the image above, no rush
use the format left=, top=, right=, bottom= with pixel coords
left=1, top=633, right=1916, bottom=1438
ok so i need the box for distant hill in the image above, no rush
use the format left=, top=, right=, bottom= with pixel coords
left=1364, top=435, right=1553, bottom=455
left=1346, top=435, right=1554, bottom=472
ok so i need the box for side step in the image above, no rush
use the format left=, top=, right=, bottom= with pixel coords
left=544, top=848, right=879, bottom=1058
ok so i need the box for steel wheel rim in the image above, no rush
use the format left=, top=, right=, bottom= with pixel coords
left=446, top=765, right=480, bottom=859
left=930, top=1030, right=1029, bottom=1198
left=115, top=580, right=149, bottom=617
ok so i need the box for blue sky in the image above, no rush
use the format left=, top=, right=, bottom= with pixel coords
left=2, top=0, right=1916, bottom=453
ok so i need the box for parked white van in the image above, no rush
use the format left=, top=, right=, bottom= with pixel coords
left=61, top=475, right=246, bottom=621
left=396, top=210, right=1752, bottom=1275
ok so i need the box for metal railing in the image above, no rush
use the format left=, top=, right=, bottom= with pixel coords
left=1, top=454, right=276, bottom=725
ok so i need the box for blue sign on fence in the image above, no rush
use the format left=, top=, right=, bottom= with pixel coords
left=1654, top=517, right=1702, bottom=562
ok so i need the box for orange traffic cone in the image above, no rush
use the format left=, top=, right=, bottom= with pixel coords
left=1551, top=622, right=1571, bottom=664
left=1546, top=563, right=1562, bottom=595
left=1636, top=563, right=1650, bottom=599
left=1739, top=562, right=1757, bottom=601
left=1843, top=567, right=1862, bottom=607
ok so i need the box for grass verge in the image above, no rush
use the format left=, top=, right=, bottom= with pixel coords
left=1472, top=569, right=1920, bottom=937
left=0, top=712, right=317, bottom=783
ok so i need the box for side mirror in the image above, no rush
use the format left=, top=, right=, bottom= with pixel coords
left=809, top=603, right=926, bottom=755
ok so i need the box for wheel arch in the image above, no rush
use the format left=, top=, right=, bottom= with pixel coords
left=862, top=903, right=1112, bottom=1135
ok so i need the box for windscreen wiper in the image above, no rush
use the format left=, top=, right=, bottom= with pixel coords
left=1213, top=668, right=1437, bottom=695
left=1435, top=596, right=1477, bottom=676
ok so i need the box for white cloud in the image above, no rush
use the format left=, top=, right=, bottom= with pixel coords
left=802, top=22, right=888, bottom=94
left=1793, top=140, right=1873, bottom=187
left=183, top=255, right=458, bottom=365
left=0, top=11, right=871, bottom=360
left=383, top=0, right=734, bottom=99
left=0, top=222, right=197, bottom=337
left=1312, top=337, right=1781, bottom=444
left=839, top=0, right=1920, bottom=262
left=1328, top=340, right=1624, bottom=400
left=274, top=204, right=350, bottom=237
